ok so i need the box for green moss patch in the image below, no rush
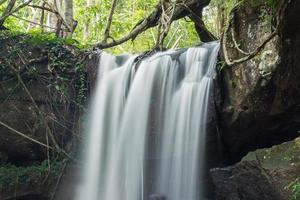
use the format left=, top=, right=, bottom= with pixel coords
left=0, top=160, right=64, bottom=188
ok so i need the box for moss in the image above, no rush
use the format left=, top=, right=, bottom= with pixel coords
left=0, top=160, right=64, bottom=188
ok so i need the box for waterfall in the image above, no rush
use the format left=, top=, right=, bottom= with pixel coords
left=76, top=42, right=220, bottom=200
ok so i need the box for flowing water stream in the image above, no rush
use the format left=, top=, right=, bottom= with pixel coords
left=76, top=42, right=220, bottom=200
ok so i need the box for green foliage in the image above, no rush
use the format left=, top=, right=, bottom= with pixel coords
left=26, top=30, right=88, bottom=49
left=286, top=178, right=300, bottom=200
left=0, top=160, right=63, bottom=187
left=26, top=31, right=77, bottom=46
left=1, top=0, right=202, bottom=53
left=1, top=0, right=284, bottom=53
left=73, top=0, right=202, bottom=53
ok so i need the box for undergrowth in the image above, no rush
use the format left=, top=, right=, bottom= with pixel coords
left=0, top=160, right=64, bottom=187
left=286, top=178, right=300, bottom=200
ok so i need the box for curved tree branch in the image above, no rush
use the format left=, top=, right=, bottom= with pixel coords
left=95, top=0, right=212, bottom=49
left=182, top=3, right=217, bottom=42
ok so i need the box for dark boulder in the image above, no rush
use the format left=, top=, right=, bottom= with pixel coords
left=219, top=0, right=300, bottom=164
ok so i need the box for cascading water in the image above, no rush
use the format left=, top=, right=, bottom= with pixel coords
left=76, top=41, right=220, bottom=200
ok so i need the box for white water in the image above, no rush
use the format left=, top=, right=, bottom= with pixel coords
left=77, top=42, right=220, bottom=200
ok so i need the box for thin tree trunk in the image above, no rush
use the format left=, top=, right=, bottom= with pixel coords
left=102, top=0, right=117, bottom=43
left=0, top=0, right=16, bottom=26
left=40, top=2, right=46, bottom=32
left=63, top=0, right=74, bottom=37
left=83, top=0, right=95, bottom=40
left=220, top=5, right=226, bottom=36
left=46, top=0, right=58, bottom=31
left=27, top=1, right=45, bottom=31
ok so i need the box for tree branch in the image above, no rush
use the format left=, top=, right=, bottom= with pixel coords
left=11, top=14, right=67, bottom=31
left=95, top=0, right=211, bottom=49
left=189, top=14, right=217, bottom=42
left=178, top=2, right=217, bottom=42
left=28, top=4, right=58, bottom=14
left=0, top=120, right=54, bottom=149
left=94, top=15, right=153, bottom=49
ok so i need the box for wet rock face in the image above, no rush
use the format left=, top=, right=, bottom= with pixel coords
left=219, top=0, right=300, bottom=164
left=210, top=161, right=299, bottom=200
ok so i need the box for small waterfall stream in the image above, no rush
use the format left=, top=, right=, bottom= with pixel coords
left=77, top=42, right=220, bottom=200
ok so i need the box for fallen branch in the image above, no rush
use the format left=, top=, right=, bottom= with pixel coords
left=50, top=161, right=67, bottom=200
left=0, top=120, right=53, bottom=149
left=16, top=72, right=75, bottom=161
left=171, top=34, right=183, bottom=48
left=6, top=47, right=75, bottom=161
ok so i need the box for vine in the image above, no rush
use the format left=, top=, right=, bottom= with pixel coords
left=221, top=0, right=290, bottom=66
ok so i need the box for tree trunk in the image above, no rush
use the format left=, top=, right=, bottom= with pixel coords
left=216, top=4, right=225, bottom=37
left=83, top=0, right=95, bottom=40
left=46, top=0, right=58, bottom=31
left=63, top=0, right=74, bottom=37
left=27, top=2, right=43, bottom=30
